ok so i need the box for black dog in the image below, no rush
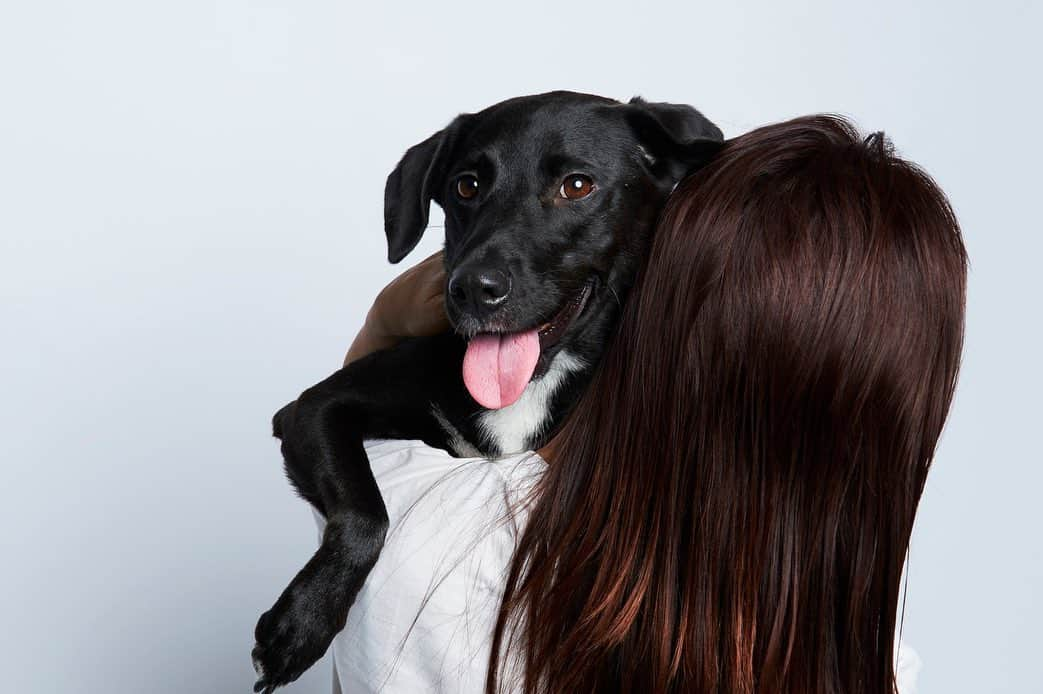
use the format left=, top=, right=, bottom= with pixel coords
left=252, top=91, right=721, bottom=692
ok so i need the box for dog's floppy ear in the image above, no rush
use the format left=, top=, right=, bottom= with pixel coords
left=624, top=97, right=724, bottom=179
left=383, top=118, right=463, bottom=264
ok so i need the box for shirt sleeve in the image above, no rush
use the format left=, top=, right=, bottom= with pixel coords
left=895, top=640, right=921, bottom=694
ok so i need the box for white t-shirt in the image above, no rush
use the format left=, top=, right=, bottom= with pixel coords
left=322, top=439, right=921, bottom=693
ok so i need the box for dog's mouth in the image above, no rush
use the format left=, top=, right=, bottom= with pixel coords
left=461, top=279, right=594, bottom=410
left=536, top=279, right=594, bottom=350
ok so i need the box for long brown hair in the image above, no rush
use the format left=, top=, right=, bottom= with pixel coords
left=488, top=116, right=967, bottom=693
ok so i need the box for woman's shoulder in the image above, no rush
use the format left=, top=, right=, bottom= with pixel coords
left=344, top=441, right=923, bottom=693
left=364, top=438, right=545, bottom=518
left=330, top=440, right=544, bottom=692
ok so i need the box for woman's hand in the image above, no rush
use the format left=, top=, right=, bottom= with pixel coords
left=344, top=251, right=450, bottom=366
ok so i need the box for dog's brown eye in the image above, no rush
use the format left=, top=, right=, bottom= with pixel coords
left=456, top=175, right=479, bottom=200
left=560, top=174, right=594, bottom=200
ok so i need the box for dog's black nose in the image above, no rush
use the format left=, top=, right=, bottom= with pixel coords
left=448, top=267, right=511, bottom=316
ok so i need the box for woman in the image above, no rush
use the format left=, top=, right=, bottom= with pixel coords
left=329, top=115, right=967, bottom=693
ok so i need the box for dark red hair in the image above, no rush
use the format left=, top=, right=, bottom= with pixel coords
left=488, top=115, right=967, bottom=693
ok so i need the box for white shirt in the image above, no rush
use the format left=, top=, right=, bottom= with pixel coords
left=323, top=439, right=921, bottom=693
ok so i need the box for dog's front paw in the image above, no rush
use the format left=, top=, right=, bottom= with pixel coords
left=251, top=570, right=345, bottom=693
left=252, top=520, right=385, bottom=693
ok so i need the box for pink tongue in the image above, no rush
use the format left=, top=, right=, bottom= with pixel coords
left=462, top=330, right=541, bottom=409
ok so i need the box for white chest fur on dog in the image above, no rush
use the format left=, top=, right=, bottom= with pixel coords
left=432, top=350, right=584, bottom=458
left=478, top=350, right=584, bottom=455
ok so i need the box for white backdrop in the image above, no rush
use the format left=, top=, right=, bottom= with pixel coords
left=1, top=1, right=1039, bottom=692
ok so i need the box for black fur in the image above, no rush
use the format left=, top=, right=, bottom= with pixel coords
left=252, top=91, right=722, bottom=692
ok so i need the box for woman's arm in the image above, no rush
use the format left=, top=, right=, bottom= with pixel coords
left=344, top=251, right=449, bottom=365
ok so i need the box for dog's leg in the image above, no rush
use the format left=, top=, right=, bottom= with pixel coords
left=252, top=335, right=463, bottom=693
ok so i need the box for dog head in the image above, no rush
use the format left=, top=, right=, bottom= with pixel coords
left=384, top=91, right=722, bottom=409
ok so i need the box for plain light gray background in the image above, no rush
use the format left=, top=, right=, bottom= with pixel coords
left=2, top=1, right=1039, bottom=692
